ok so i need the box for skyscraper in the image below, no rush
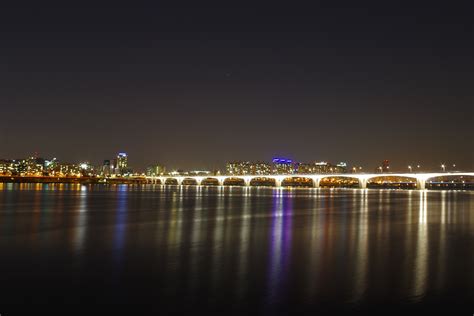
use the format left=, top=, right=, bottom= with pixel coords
left=117, top=153, right=128, bottom=175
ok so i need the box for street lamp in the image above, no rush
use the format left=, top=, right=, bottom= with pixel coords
left=441, top=164, right=446, bottom=172
left=378, top=166, right=382, bottom=173
left=408, top=165, right=412, bottom=173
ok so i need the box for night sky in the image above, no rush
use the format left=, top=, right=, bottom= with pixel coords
left=1, top=3, right=473, bottom=171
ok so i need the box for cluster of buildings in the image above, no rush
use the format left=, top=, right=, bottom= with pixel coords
left=226, top=158, right=349, bottom=175
left=101, top=153, right=132, bottom=176
left=0, top=152, right=396, bottom=178
left=0, top=152, right=136, bottom=177
left=0, top=156, right=65, bottom=177
left=145, top=164, right=166, bottom=177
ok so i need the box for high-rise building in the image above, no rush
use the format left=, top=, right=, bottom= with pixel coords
left=116, top=153, right=128, bottom=175
left=272, top=158, right=294, bottom=174
left=226, top=161, right=251, bottom=175
left=251, top=162, right=272, bottom=175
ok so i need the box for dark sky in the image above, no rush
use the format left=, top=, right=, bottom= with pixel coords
left=0, top=3, right=473, bottom=171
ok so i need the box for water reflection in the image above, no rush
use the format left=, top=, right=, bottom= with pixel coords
left=413, top=190, right=428, bottom=301
left=73, top=185, right=88, bottom=254
left=435, top=191, right=447, bottom=293
left=0, top=185, right=472, bottom=312
left=188, top=185, right=204, bottom=296
left=350, top=189, right=369, bottom=303
left=266, top=190, right=293, bottom=307
left=304, top=189, right=326, bottom=300
left=235, top=186, right=251, bottom=302
left=113, top=185, right=128, bottom=269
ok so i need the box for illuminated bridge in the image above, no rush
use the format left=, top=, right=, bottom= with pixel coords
left=146, top=172, right=474, bottom=190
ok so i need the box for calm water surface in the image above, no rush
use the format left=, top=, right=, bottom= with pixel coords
left=0, top=183, right=473, bottom=314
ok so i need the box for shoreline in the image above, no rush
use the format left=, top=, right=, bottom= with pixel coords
left=0, top=176, right=147, bottom=184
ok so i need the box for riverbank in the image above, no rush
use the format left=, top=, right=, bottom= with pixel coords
left=0, top=176, right=147, bottom=184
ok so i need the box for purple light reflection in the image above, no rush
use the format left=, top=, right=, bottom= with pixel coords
left=266, top=189, right=293, bottom=308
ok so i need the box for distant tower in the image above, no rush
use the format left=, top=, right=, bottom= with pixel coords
left=382, top=160, right=390, bottom=172
left=117, top=153, right=128, bottom=175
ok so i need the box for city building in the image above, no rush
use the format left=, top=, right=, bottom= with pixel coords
left=226, top=161, right=251, bottom=175
left=251, top=162, right=272, bottom=175
left=295, top=162, right=314, bottom=174
left=335, top=162, right=348, bottom=173
left=227, top=159, right=348, bottom=175
left=59, top=163, right=81, bottom=176
left=116, top=153, right=128, bottom=174
left=44, top=158, right=58, bottom=175
left=226, top=161, right=272, bottom=175
left=79, top=162, right=94, bottom=176
left=0, top=159, right=13, bottom=175
left=296, top=161, right=348, bottom=174
left=272, top=158, right=294, bottom=174
left=313, top=162, right=332, bottom=174
left=9, top=156, right=47, bottom=176
left=146, top=164, right=165, bottom=176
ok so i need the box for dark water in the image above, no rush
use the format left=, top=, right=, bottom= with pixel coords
left=0, top=183, right=473, bottom=315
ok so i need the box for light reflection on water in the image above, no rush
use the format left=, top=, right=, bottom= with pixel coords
left=0, top=184, right=473, bottom=312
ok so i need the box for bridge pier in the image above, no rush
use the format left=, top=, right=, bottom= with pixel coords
left=275, top=179, right=282, bottom=187
left=416, top=179, right=426, bottom=190
left=313, top=178, right=320, bottom=188
left=359, top=179, right=367, bottom=189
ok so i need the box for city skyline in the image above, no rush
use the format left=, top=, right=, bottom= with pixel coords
left=0, top=151, right=468, bottom=175
left=1, top=151, right=472, bottom=191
